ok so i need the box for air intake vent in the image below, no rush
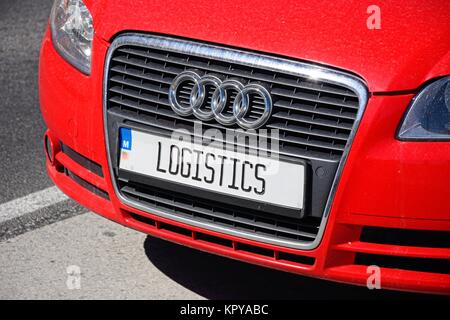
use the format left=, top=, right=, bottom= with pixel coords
left=361, top=227, right=450, bottom=249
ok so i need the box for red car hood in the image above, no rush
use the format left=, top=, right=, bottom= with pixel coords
left=89, top=0, right=450, bottom=92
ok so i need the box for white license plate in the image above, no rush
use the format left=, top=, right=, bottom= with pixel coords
left=118, top=128, right=305, bottom=210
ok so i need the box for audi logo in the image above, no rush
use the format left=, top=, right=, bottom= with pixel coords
left=168, top=70, right=273, bottom=129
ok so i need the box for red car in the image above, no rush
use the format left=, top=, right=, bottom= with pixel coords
left=39, top=0, right=450, bottom=295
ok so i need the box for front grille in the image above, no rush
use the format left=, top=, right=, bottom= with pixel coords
left=107, top=45, right=360, bottom=161
left=104, top=34, right=367, bottom=249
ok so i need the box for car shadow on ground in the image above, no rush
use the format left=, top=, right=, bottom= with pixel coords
left=143, top=236, right=436, bottom=300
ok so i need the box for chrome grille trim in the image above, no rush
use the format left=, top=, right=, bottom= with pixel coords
left=103, top=33, right=369, bottom=250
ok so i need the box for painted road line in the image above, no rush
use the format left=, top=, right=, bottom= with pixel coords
left=0, top=186, right=68, bottom=223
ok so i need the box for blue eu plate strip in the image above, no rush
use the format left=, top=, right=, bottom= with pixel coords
left=119, top=128, right=132, bottom=151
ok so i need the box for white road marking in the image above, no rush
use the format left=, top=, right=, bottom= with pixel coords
left=0, top=186, right=68, bottom=223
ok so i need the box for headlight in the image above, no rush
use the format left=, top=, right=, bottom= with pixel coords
left=397, top=76, right=450, bottom=141
left=50, top=0, right=94, bottom=75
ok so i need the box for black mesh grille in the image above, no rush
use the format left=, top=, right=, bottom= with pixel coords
left=107, top=45, right=360, bottom=161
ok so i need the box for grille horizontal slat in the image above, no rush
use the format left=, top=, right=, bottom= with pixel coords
left=117, top=47, right=358, bottom=99
left=273, top=100, right=357, bottom=121
left=272, top=111, right=353, bottom=131
left=110, top=75, right=168, bottom=95
left=270, top=87, right=358, bottom=110
left=109, top=86, right=171, bottom=107
left=108, top=100, right=346, bottom=153
left=110, top=65, right=174, bottom=85
left=112, top=55, right=182, bottom=75
left=267, top=121, right=348, bottom=142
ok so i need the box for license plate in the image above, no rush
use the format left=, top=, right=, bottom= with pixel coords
left=118, top=128, right=305, bottom=210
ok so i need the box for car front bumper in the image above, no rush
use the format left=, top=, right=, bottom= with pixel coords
left=39, top=27, right=450, bottom=295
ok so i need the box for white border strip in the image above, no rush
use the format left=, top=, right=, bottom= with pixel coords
left=0, top=186, right=67, bottom=223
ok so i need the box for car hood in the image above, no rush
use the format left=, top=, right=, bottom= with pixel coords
left=88, top=0, right=450, bottom=93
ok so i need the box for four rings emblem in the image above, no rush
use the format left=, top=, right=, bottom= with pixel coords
left=168, top=70, right=273, bottom=129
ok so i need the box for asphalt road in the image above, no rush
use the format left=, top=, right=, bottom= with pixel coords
left=0, top=0, right=438, bottom=300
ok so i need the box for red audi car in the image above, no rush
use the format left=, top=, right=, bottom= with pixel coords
left=39, top=0, right=450, bottom=294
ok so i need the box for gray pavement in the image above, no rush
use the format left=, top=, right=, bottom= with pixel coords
left=0, top=213, right=202, bottom=299
left=0, top=212, right=428, bottom=300
left=0, top=0, right=54, bottom=203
